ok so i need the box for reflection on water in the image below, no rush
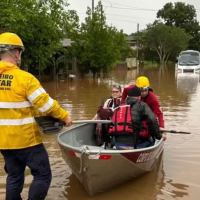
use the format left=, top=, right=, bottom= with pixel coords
left=176, top=73, right=199, bottom=93
left=1, top=66, right=200, bottom=199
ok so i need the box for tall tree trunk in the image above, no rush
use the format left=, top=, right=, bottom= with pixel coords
left=155, top=46, right=163, bottom=65
left=97, top=72, right=101, bottom=78
left=93, top=72, right=96, bottom=79
left=164, top=52, right=171, bottom=65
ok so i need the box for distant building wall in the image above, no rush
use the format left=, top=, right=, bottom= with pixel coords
left=126, top=58, right=137, bottom=69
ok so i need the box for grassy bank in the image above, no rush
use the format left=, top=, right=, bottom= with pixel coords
left=144, top=61, right=159, bottom=68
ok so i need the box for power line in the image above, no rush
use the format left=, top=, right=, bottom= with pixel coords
left=101, top=0, right=157, bottom=11
left=78, top=12, right=154, bottom=20
left=101, top=0, right=200, bottom=12
left=106, top=17, right=147, bottom=24
left=78, top=15, right=150, bottom=25
left=102, top=0, right=140, bottom=8
left=106, top=13, right=155, bottom=21
left=105, top=5, right=158, bottom=12
left=106, top=6, right=200, bottom=13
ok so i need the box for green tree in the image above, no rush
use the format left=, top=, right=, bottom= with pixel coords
left=69, top=1, right=133, bottom=78
left=0, top=0, right=79, bottom=72
left=138, top=23, right=191, bottom=65
left=157, top=2, right=200, bottom=51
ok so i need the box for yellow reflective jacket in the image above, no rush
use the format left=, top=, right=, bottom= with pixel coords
left=0, top=61, right=69, bottom=149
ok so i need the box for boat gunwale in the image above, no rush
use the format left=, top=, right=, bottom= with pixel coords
left=57, top=124, right=164, bottom=154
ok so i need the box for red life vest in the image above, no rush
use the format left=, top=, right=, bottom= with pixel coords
left=108, top=103, right=150, bottom=139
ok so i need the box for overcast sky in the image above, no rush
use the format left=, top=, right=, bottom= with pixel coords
left=68, top=0, right=200, bottom=34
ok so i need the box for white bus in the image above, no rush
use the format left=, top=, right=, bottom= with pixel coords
left=176, top=50, right=200, bottom=73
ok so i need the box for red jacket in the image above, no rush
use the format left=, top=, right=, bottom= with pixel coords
left=121, top=84, right=135, bottom=102
left=121, top=84, right=164, bottom=128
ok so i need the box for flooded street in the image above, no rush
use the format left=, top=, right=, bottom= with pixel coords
left=1, top=66, right=200, bottom=200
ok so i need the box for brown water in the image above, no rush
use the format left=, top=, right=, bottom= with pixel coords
left=1, top=66, right=200, bottom=200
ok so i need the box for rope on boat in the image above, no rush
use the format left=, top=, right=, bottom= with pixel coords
left=79, top=145, right=89, bottom=173
left=79, top=145, right=103, bottom=173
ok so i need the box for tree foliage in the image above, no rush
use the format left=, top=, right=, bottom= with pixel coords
left=157, top=2, right=200, bottom=51
left=69, top=1, right=134, bottom=77
left=0, top=0, right=78, bottom=71
left=137, top=23, right=191, bottom=65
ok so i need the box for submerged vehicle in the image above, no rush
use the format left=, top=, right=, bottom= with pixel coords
left=176, top=50, right=200, bottom=73
left=57, top=123, right=164, bottom=196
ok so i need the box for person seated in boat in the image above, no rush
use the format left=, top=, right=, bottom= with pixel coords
left=93, top=84, right=122, bottom=146
left=108, top=86, right=166, bottom=150
left=93, top=84, right=122, bottom=120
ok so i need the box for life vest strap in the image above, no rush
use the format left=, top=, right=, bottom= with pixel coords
left=109, top=131, right=134, bottom=136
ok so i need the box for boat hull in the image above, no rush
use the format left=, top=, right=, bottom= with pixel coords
left=57, top=123, right=164, bottom=196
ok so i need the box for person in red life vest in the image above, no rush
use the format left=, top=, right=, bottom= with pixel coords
left=109, top=86, right=166, bottom=150
left=121, top=76, right=164, bottom=130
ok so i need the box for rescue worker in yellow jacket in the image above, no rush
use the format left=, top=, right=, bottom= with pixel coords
left=0, top=32, right=72, bottom=200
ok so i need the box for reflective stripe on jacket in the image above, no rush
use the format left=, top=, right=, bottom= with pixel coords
left=0, top=61, right=68, bottom=149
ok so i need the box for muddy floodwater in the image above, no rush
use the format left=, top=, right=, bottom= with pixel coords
left=1, top=66, right=200, bottom=200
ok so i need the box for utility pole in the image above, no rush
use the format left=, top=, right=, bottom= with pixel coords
left=136, top=23, right=139, bottom=68
left=92, top=0, right=94, bottom=15
left=100, top=3, right=103, bottom=22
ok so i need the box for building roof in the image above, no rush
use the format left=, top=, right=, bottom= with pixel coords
left=126, top=35, right=136, bottom=41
